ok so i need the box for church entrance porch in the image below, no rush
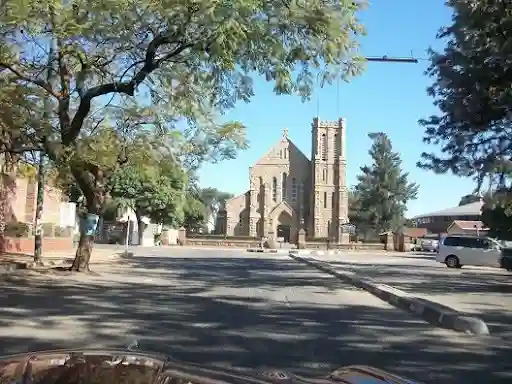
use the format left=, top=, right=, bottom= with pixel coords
left=267, top=201, right=299, bottom=244
left=277, top=224, right=291, bottom=243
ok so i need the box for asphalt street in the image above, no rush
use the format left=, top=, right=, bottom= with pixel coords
left=0, top=247, right=511, bottom=383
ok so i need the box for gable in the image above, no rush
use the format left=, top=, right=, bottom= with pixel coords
left=269, top=200, right=296, bottom=217
left=254, top=136, right=309, bottom=167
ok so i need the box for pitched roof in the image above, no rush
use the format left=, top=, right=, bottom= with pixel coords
left=402, top=227, right=428, bottom=238
left=412, top=200, right=484, bottom=219
left=253, top=134, right=309, bottom=167
left=448, top=220, right=489, bottom=231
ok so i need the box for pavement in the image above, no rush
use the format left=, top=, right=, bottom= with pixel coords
left=305, top=252, right=512, bottom=339
left=1, top=247, right=511, bottom=383
left=0, top=247, right=124, bottom=272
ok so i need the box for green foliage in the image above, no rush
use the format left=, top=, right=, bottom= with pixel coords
left=458, top=194, right=481, bottom=206
left=0, top=0, right=366, bottom=161
left=482, top=189, right=512, bottom=240
left=353, top=132, right=418, bottom=237
left=109, top=150, right=188, bottom=227
left=199, top=187, right=233, bottom=216
left=183, top=195, right=207, bottom=230
left=418, top=0, right=512, bottom=190
left=4, top=221, right=30, bottom=237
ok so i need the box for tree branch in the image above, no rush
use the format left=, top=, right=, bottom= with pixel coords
left=64, top=34, right=194, bottom=145
left=0, top=63, right=60, bottom=99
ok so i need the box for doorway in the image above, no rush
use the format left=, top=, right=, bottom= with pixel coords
left=277, top=224, right=291, bottom=243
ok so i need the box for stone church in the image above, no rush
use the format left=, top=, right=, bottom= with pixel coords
left=220, top=117, right=349, bottom=243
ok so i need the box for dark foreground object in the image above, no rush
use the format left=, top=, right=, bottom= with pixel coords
left=0, top=349, right=420, bottom=384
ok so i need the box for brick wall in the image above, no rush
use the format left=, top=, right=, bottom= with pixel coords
left=0, top=235, right=73, bottom=254
left=1, top=173, right=64, bottom=226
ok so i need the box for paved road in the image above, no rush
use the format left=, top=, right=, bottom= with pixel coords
left=314, top=252, right=512, bottom=339
left=0, top=248, right=511, bottom=383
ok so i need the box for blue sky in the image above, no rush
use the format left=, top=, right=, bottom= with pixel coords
left=198, top=0, right=475, bottom=218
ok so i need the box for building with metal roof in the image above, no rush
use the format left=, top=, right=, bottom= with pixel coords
left=411, top=200, right=484, bottom=234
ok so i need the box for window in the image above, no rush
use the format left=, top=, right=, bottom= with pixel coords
left=282, top=172, right=287, bottom=201
left=322, top=169, right=326, bottom=182
left=272, top=177, right=277, bottom=202
left=323, top=192, right=327, bottom=208
left=334, top=133, right=339, bottom=157
left=321, top=133, right=327, bottom=160
left=279, top=149, right=282, bottom=159
left=443, top=236, right=479, bottom=248
left=291, top=177, right=297, bottom=203
left=284, top=149, right=287, bottom=159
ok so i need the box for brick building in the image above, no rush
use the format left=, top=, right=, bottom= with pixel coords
left=220, top=117, right=349, bottom=243
left=411, top=200, right=484, bottom=234
left=1, top=157, right=65, bottom=228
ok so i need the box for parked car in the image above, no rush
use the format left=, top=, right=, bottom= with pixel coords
left=436, top=235, right=505, bottom=269
left=419, top=238, right=439, bottom=252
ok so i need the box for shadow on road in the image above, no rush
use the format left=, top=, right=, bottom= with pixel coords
left=0, top=255, right=511, bottom=384
left=326, top=260, right=512, bottom=337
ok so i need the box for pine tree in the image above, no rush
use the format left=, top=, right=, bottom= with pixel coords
left=418, top=0, right=512, bottom=189
left=354, top=133, right=418, bottom=238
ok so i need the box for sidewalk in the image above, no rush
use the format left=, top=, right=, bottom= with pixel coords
left=0, top=248, right=123, bottom=271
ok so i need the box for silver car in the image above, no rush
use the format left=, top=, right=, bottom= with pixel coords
left=420, top=238, right=439, bottom=252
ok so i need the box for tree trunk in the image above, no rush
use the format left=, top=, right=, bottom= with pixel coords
left=69, top=168, right=104, bottom=272
left=33, top=154, right=45, bottom=264
left=136, top=211, right=146, bottom=246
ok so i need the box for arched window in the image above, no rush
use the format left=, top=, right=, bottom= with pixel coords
left=291, top=177, right=297, bottom=203
left=334, top=133, right=339, bottom=157
left=282, top=172, right=287, bottom=201
left=324, top=191, right=327, bottom=208
left=284, top=149, right=287, bottom=159
left=322, top=169, right=326, bottom=182
left=259, top=177, right=263, bottom=186
left=321, top=133, right=327, bottom=161
left=272, top=177, right=277, bottom=202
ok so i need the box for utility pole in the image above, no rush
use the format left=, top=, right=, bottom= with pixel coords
left=33, top=43, right=54, bottom=264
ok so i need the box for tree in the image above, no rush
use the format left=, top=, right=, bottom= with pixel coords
left=199, top=187, right=233, bottom=230
left=418, top=0, right=512, bottom=189
left=354, top=132, right=419, bottom=237
left=458, top=194, right=481, bottom=206
left=347, top=187, right=362, bottom=231
left=0, top=0, right=367, bottom=270
left=109, top=150, right=188, bottom=245
left=183, top=195, right=207, bottom=232
left=481, top=188, right=512, bottom=240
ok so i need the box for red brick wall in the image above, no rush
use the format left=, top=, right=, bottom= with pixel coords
left=1, top=173, right=64, bottom=226
left=0, top=235, right=73, bottom=254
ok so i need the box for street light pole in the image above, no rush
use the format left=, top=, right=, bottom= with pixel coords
left=33, top=43, right=54, bottom=264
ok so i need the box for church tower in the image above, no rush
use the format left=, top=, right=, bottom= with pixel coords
left=309, top=117, right=349, bottom=242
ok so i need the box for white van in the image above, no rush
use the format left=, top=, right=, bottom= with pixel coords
left=436, top=235, right=503, bottom=268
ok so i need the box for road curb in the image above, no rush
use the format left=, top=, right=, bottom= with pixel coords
left=289, top=249, right=341, bottom=256
left=289, top=253, right=490, bottom=336
left=246, top=248, right=289, bottom=254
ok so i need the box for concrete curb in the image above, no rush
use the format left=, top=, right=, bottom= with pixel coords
left=289, top=249, right=342, bottom=256
left=289, top=253, right=490, bottom=336
left=246, top=248, right=289, bottom=254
